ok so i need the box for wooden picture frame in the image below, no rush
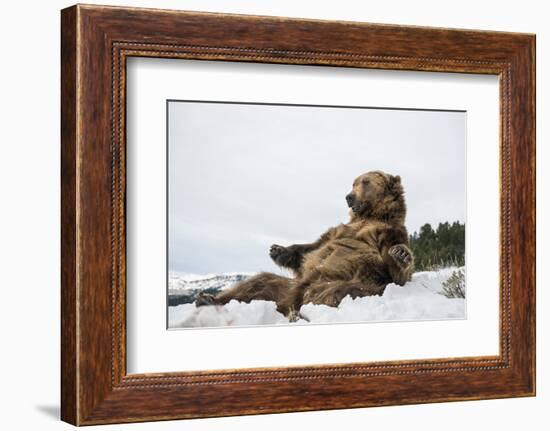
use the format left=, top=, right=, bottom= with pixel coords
left=61, top=4, right=535, bottom=425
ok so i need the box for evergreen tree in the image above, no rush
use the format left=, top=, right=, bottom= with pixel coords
left=409, top=221, right=465, bottom=271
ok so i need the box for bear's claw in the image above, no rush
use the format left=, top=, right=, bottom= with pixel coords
left=389, top=244, right=413, bottom=267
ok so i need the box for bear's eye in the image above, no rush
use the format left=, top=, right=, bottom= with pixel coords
left=362, top=179, right=370, bottom=186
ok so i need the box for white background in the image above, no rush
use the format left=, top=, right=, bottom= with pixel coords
left=0, top=0, right=546, bottom=430
left=127, top=59, right=499, bottom=373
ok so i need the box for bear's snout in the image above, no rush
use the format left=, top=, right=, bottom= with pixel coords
left=346, top=193, right=355, bottom=207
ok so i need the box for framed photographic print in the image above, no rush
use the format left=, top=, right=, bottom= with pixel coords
left=165, top=100, right=467, bottom=329
left=61, top=4, right=535, bottom=425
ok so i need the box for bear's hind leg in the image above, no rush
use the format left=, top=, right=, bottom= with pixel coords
left=196, top=272, right=296, bottom=316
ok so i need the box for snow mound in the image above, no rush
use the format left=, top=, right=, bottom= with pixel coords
left=169, top=299, right=290, bottom=328
left=168, top=267, right=465, bottom=329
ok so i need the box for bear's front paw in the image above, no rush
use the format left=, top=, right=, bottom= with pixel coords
left=389, top=244, right=413, bottom=268
left=269, top=244, right=288, bottom=264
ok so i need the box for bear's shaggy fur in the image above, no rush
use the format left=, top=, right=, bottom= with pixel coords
left=196, top=171, right=414, bottom=319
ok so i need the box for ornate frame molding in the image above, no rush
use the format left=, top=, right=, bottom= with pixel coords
left=61, top=5, right=535, bottom=425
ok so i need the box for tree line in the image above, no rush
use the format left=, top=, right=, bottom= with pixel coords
left=409, top=221, right=465, bottom=271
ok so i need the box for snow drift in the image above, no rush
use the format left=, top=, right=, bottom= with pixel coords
left=168, top=267, right=466, bottom=328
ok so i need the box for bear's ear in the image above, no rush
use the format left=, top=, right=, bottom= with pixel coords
left=390, top=174, right=401, bottom=184
left=386, top=174, right=402, bottom=193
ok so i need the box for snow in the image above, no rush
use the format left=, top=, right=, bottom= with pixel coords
left=169, top=300, right=290, bottom=328
left=168, top=267, right=466, bottom=329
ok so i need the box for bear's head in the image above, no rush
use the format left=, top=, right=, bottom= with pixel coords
left=345, top=171, right=406, bottom=224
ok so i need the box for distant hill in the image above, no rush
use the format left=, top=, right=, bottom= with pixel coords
left=168, top=273, right=252, bottom=306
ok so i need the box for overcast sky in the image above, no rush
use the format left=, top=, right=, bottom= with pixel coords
left=168, top=101, right=465, bottom=275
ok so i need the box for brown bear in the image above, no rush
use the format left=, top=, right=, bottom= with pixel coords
left=196, top=170, right=414, bottom=320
